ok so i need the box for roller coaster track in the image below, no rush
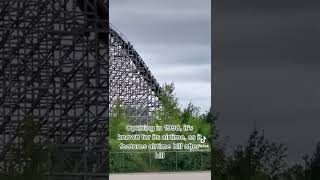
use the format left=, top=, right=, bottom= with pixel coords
left=109, top=23, right=161, bottom=95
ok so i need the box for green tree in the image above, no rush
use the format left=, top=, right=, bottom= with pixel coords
left=282, top=164, right=306, bottom=180
left=211, top=112, right=229, bottom=177
left=109, top=83, right=212, bottom=172
left=155, top=82, right=181, bottom=122
left=227, top=128, right=287, bottom=180
left=303, top=142, right=320, bottom=180
left=0, top=117, right=48, bottom=180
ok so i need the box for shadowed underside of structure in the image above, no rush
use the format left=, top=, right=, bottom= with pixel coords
left=0, top=0, right=161, bottom=179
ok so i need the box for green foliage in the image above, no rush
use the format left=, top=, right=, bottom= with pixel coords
left=282, top=164, right=306, bottom=180
left=109, top=83, right=212, bottom=172
left=302, top=142, right=320, bottom=180
left=108, top=82, right=320, bottom=179
left=212, top=114, right=320, bottom=180
left=109, top=98, right=129, bottom=141
left=226, top=128, right=287, bottom=180
left=0, top=117, right=48, bottom=180
left=154, top=82, right=181, bottom=122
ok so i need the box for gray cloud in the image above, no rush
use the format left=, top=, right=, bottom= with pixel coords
left=216, top=2, right=320, bottom=66
left=152, top=64, right=211, bottom=83
left=110, top=1, right=211, bottom=47
left=215, top=0, right=320, bottom=161
left=135, top=44, right=211, bottom=65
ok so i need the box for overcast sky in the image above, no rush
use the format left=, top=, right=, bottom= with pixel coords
left=109, top=0, right=320, bottom=163
left=215, top=0, right=320, bottom=162
left=110, top=0, right=211, bottom=113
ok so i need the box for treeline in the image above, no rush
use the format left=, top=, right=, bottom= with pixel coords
left=0, top=118, right=48, bottom=180
left=212, top=113, right=320, bottom=180
left=109, top=83, right=212, bottom=172
left=4, top=82, right=319, bottom=178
